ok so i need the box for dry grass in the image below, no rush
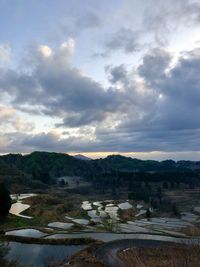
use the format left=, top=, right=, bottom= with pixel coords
left=48, top=241, right=104, bottom=267
left=183, top=225, right=200, bottom=236
left=118, top=244, right=200, bottom=267
left=48, top=243, right=200, bottom=267
left=118, top=208, right=137, bottom=221
left=23, top=193, right=80, bottom=223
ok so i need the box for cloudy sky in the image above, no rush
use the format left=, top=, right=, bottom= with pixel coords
left=1, top=0, right=200, bottom=160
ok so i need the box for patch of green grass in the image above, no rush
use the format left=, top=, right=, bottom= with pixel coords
left=0, top=215, right=31, bottom=231
left=71, top=224, right=85, bottom=231
left=22, top=194, right=76, bottom=224
left=80, top=209, right=89, bottom=219
left=101, top=218, right=120, bottom=232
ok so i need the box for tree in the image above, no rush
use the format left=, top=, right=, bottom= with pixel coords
left=163, top=181, right=168, bottom=189
left=128, top=189, right=150, bottom=203
left=59, top=178, right=66, bottom=186
left=157, top=186, right=163, bottom=204
left=146, top=208, right=151, bottom=221
left=170, top=180, right=175, bottom=189
left=172, top=203, right=180, bottom=216
left=0, top=183, right=11, bottom=218
left=145, top=181, right=152, bottom=192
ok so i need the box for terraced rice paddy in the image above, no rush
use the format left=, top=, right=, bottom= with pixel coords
left=8, top=194, right=200, bottom=236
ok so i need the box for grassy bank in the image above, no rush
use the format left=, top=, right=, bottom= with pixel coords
left=0, top=215, right=32, bottom=231
left=118, top=244, right=200, bottom=267
left=0, top=234, right=96, bottom=246
left=63, top=243, right=200, bottom=267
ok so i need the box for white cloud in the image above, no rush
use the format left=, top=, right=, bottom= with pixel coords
left=2, top=44, right=200, bottom=153
left=60, top=38, right=75, bottom=56
left=0, top=105, right=34, bottom=132
left=38, top=45, right=52, bottom=57
left=0, top=43, right=11, bottom=62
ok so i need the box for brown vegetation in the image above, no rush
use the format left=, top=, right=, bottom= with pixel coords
left=183, top=225, right=200, bottom=237
left=23, top=193, right=79, bottom=223
left=117, top=244, right=200, bottom=267
left=46, top=241, right=104, bottom=267
left=118, top=207, right=137, bottom=221
left=0, top=234, right=95, bottom=246
left=44, top=243, right=200, bottom=267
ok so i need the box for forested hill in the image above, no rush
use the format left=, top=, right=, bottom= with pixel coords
left=1, top=151, right=200, bottom=189
left=95, top=155, right=200, bottom=171
left=0, top=151, right=90, bottom=180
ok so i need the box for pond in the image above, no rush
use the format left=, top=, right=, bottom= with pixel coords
left=119, top=223, right=151, bottom=233
left=6, top=229, right=46, bottom=238
left=181, top=212, right=199, bottom=222
left=88, top=210, right=98, bottom=218
left=9, top=202, right=32, bottom=219
left=48, top=222, right=74, bottom=229
left=72, top=219, right=90, bottom=225
left=93, top=201, right=102, bottom=207
left=10, top=193, right=38, bottom=219
left=81, top=201, right=92, bottom=210
left=135, top=209, right=146, bottom=217
left=105, top=206, right=119, bottom=220
left=133, top=218, right=192, bottom=229
left=118, top=202, right=132, bottom=210
left=46, top=232, right=195, bottom=243
left=4, top=242, right=86, bottom=267
left=11, top=194, right=37, bottom=201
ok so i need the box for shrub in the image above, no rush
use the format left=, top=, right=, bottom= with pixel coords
left=0, top=183, right=11, bottom=218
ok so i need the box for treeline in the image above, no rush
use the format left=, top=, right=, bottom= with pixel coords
left=88, top=170, right=200, bottom=192
left=1, top=152, right=200, bottom=191
left=0, top=152, right=91, bottom=190
left=86, top=169, right=200, bottom=211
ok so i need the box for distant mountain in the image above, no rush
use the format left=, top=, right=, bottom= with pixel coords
left=74, top=154, right=92, bottom=161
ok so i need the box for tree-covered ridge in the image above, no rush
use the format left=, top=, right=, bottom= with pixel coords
left=93, top=155, right=200, bottom=172
left=1, top=151, right=200, bottom=191
left=1, top=151, right=91, bottom=179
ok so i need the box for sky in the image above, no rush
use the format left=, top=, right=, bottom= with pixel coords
left=1, top=0, right=200, bottom=160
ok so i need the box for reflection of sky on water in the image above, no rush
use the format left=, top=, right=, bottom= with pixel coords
left=45, top=232, right=198, bottom=244
left=48, top=222, right=74, bottom=229
left=6, top=229, right=45, bottom=238
left=5, top=242, right=85, bottom=267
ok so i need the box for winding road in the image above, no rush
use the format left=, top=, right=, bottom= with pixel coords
left=95, top=239, right=181, bottom=267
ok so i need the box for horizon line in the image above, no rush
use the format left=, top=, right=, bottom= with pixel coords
left=1, top=150, right=200, bottom=161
